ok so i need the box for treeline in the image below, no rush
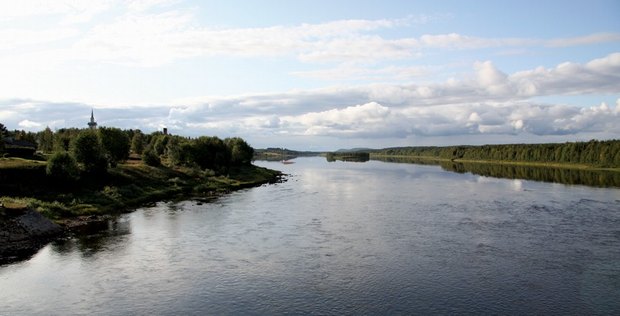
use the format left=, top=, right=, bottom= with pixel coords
left=373, top=140, right=620, bottom=168
left=0, top=122, right=254, bottom=182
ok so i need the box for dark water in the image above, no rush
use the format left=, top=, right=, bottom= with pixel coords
left=1, top=157, right=619, bottom=315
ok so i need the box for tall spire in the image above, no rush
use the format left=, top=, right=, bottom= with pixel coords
left=88, top=109, right=97, bottom=130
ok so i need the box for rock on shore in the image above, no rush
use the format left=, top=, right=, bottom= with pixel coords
left=0, top=206, right=63, bottom=264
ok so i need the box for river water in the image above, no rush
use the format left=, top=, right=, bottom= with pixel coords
left=1, top=157, right=619, bottom=315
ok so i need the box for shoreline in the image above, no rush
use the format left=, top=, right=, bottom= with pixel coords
left=0, top=163, right=283, bottom=265
left=369, top=154, right=620, bottom=172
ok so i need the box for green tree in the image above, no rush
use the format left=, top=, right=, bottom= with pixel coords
left=142, top=146, right=161, bottom=166
left=189, top=136, right=230, bottom=171
left=152, top=134, right=170, bottom=156
left=46, top=151, right=79, bottom=182
left=225, top=137, right=254, bottom=165
left=37, top=127, right=55, bottom=153
left=72, top=131, right=107, bottom=174
left=166, top=136, right=191, bottom=166
left=99, top=127, right=130, bottom=167
left=131, top=131, right=145, bottom=154
left=54, top=128, right=80, bottom=152
left=0, top=122, right=5, bottom=153
left=0, top=122, right=7, bottom=137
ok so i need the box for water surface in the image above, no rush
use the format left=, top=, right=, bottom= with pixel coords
left=1, top=157, right=619, bottom=314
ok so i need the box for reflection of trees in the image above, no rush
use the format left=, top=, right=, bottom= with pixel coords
left=50, top=218, right=131, bottom=257
left=372, top=156, right=620, bottom=187
left=439, top=162, right=620, bottom=188
left=325, top=152, right=370, bottom=162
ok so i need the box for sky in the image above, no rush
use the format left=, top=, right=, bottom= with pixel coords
left=1, top=0, right=619, bottom=151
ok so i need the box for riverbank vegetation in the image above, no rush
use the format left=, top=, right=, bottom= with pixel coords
left=0, top=123, right=280, bottom=223
left=371, top=140, right=620, bottom=170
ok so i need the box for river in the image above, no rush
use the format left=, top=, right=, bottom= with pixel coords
left=1, top=157, right=619, bottom=315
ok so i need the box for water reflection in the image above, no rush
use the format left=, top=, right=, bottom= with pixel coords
left=373, top=156, right=620, bottom=187
left=1, top=158, right=618, bottom=315
left=326, top=152, right=370, bottom=162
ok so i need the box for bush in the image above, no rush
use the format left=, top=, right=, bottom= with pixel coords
left=143, top=147, right=161, bottom=166
left=46, top=151, right=79, bottom=182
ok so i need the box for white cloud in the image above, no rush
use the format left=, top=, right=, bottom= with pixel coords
left=0, top=28, right=79, bottom=50
left=292, top=65, right=431, bottom=81
left=0, top=0, right=112, bottom=24
left=18, top=119, right=42, bottom=129
left=547, top=33, right=620, bottom=47
left=3, top=2, right=618, bottom=69
left=0, top=50, right=618, bottom=147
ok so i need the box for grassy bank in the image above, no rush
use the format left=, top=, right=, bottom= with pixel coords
left=0, top=157, right=281, bottom=223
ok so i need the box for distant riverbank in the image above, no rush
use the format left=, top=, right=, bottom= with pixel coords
left=370, top=154, right=620, bottom=172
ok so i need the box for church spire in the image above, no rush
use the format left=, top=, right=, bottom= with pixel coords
left=88, top=109, right=98, bottom=130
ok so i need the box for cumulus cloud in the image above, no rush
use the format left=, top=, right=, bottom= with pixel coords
left=148, top=54, right=620, bottom=140
left=1, top=54, right=618, bottom=149
left=18, top=119, right=42, bottom=129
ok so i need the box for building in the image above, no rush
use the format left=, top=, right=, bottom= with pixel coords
left=88, top=109, right=98, bottom=130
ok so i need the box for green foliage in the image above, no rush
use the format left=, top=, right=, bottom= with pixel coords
left=142, top=146, right=161, bottom=166
left=0, top=122, right=7, bottom=137
left=151, top=134, right=170, bottom=155
left=225, top=137, right=254, bottom=165
left=36, top=127, right=55, bottom=153
left=12, top=130, right=37, bottom=143
left=99, top=127, right=130, bottom=167
left=166, top=136, right=191, bottom=166
left=190, top=136, right=230, bottom=171
left=46, top=151, right=79, bottom=182
left=72, top=131, right=107, bottom=174
left=374, top=140, right=620, bottom=168
left=0, top=122, right=7, bottom=152
left=131, top=131, right=145, bottom=154
left=54, top=128, right=81, bottom=152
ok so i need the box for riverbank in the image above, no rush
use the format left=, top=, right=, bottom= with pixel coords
left=370, top=154, right=620, bottom=172
left=0, top=158, right=282, bottom=263
left=0, top=204, right=63, bottom=264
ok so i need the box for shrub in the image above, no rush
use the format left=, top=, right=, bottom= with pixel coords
left=46, top=151, right=79, bottom=182
left=143, top=147, right=161, bottom=166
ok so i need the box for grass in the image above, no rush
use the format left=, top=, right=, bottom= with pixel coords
left=0, top=158, right=280, bottom=222
left=0, top=157, right=46, bottom=169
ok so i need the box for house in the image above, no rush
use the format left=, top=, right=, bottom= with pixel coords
left=2, top=137, right=37, bottom=157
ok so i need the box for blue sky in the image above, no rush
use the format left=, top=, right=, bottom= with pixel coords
left=1, top=0, right=619, bottom=150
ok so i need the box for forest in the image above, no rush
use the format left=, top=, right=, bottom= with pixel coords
left=0, top=123, right=254, bottom=181
left=372, top=140, right=620, bottom=168
left=0, top=122, right=279, bottom=225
